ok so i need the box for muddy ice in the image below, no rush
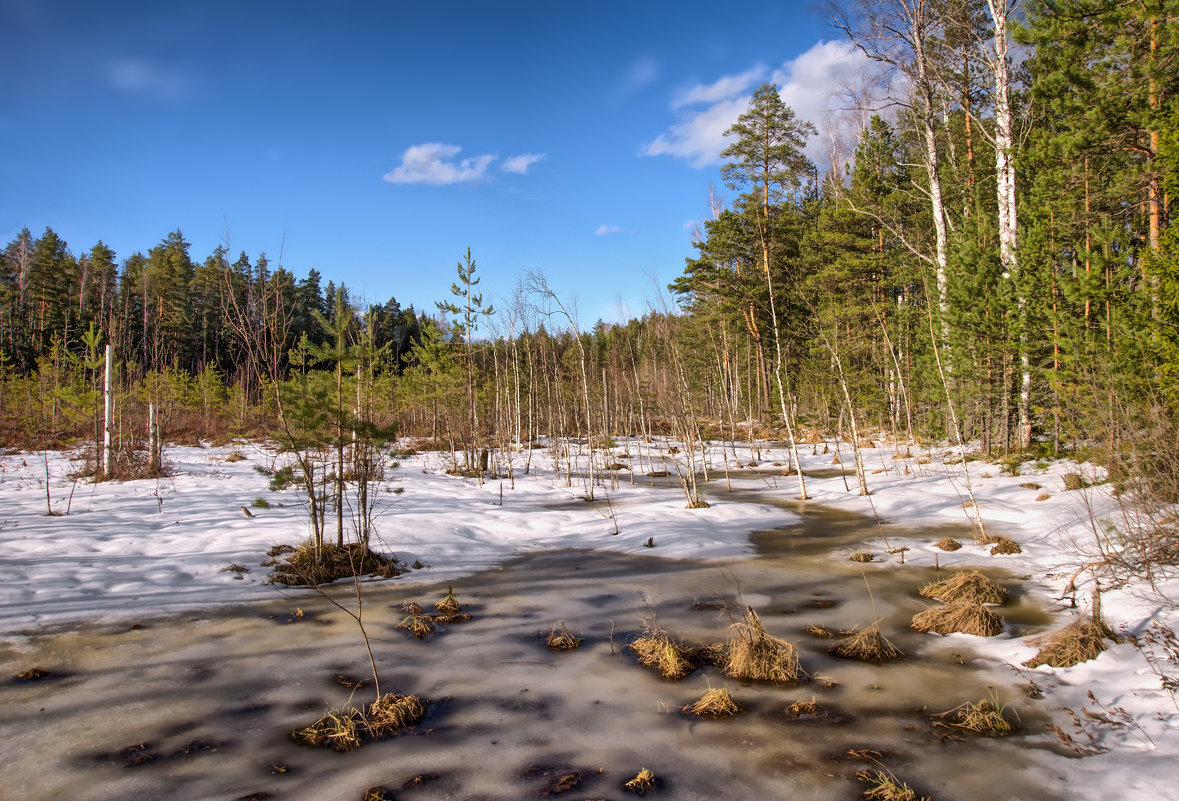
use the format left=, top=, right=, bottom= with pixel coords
left=1, top=504, right=1070, bottom=801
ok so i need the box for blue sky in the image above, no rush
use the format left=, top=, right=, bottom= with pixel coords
left=1, top=1, right=867, bottom=327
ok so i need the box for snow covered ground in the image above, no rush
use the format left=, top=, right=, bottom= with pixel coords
left=1, top=436, right=1177, bottom=798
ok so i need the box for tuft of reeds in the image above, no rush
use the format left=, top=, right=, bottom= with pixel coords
left=625, top=767, right=656, bottom=794
left=683, top=687, right=742, bottom=718
left=911, top=602, right=1003, bottom=637
left=291, top=692, right=427, bottom=751
left=630, top=626, right=696, bottom=680
left=989, top=537, right=1022, bottom=555
left=545, top=620, right=584, bottom=651
left=396, top=603, right=436, bottom=639
left=723, top=607, right=803, bottom=684
left=935, top=538, right=962, bottom=552
left=829, top=623, right=904, bottom=664
left=366, top=693, right=428, bottom=736
left=933, top=697, right=1015, bottom=736
left=858, top=769, right=929, bottom=801
left=434, top=587, right=461, bottom=615
left=804, top=624, right=837, bottom=639
left=850, top=550, right=875, bottom=563
left=919, top=570, right=1007, bottom=605
left=1023, top=617, right=1115, bottom=668
left=787, top=696, right=822, bottom=717
left=291, top=708, right=364, bottom=751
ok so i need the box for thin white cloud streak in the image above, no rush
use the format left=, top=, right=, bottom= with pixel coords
left=642, top=40, right=872, bottom=171
left=595, top=224, right=621, bottom=236
left=106, top=57, right=188, bottom=100
left=671, top=65, right=767, bottom=109
left=383, top=143, right=496, bottom=185
left=502, top=153, right=545, bottom=174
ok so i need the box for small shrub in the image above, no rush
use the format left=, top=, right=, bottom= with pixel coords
left=251, top=497, right=271, bottom=509
left=267, top=465, right=296, bottom=491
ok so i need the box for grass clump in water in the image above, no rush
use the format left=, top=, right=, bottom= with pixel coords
left=919, top=569, right=1007, bottom=604
left=683, top=686, right=741, bottom=718
left=434, top=586, right=461, bottom=615
left=624, top=767, right=656, bottom=794
left=858, top=769, right=929, bottom=801
left=396, top=601, right=437, bottom=639
left=291, top=693, right=427, bottom=751
left=545, top=620, right=584, bottom=651
left=829, top=623, right=904, bottom=664
left=630, top=625, right=696, bottom=680
left=935, top=538, right=962, bottom=551
left=723, top=607, right=803, bottom=684
left=911, top=602, right=1003, bottom=637
left=787, top=696, right=823, bottom=717
left=933, top=696, right=1016, bottom=736
left=1023, top=616, right=1115, bottom=668
left=850, top=550, right=875, bottom=563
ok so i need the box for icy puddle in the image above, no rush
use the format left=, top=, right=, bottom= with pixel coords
left=1, top=505, right=1067, bottom=801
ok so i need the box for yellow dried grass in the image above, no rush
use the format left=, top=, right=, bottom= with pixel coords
left=683, top=687, right=742, bottom=718
left=723, top=607, right=803, bottom=684
left=910, top=602, right=1003, bottom=637
left=828, top=623, right=904, bottom=664
left=919, top=570, right=1007, bottom=605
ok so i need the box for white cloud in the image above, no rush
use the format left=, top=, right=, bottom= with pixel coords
left=106, top=57, right=188, bottom=100
left=643, top=40, right=871, bottom=171
left=502, top=153, right=545, bottom=174
left=671, top=65, right=767, bottom=109
left=595, top=224, right=621, bottom=236
left=383, top=143, right=496, bottom=186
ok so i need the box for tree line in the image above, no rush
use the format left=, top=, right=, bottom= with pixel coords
left=1, top=0, right=1176, bottom=512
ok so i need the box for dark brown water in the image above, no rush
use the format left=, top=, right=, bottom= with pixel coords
left=0, top=501, right=1069, bottom=801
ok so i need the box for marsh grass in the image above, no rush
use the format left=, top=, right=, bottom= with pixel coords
left=545, top=620, right=584, bottom=651
left=723, top=607, right=803, bottom=684
left=933, top=696, right=1016, bottom=736
left=911, top=602, right=1003, bottom=637
left=624, top=767, right=656, bottom=794
left=630, top=625, right=697, bottom=680
left=858, top=769, right=929, bottom=801
left=919, top=570, right=1007, bottom=604
left=1023, top=617, right=1116, bottom=668
left=829, top=623, right=905, bottom=664
left=683, top=686, right=742, bottom=718
left=291, top=693, right=427, bottom=751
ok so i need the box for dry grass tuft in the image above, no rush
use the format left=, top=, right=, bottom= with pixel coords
left=545, top=620, right=584, bottom=651
left=267, top=541, right=404, bottom=586
left=16, top=666, right=49, bottom=680
left=829, top=623, right=904, bottom=664
left=625, top=767, right=656, bottom=795
left=804, top=624, right=838, bottom=639
left=857, top=770, right=929, bottom=801
left=630, top=626, right=697, bottom=680
left=911, top=602, right=1003, bottom=637
left=291, top=708, right=364, bottom=751
left=1036, top=493, right=1051, bottom=501
left=683, top=687, right=742, bottom=718
left=723, top=607, right=803, bottom=684
left=989, top=537, right=1022, bottom=555
left=366, top=693, right=428, bottom=736
left=919, top=570, right=1007, bottom=605
left=432, top=612, right=471, bottom=624
left=850, top=550, right=875, bottom=563
left=396, top=605, right=436, bottom=639
left=1023, top=617, right=1115, bottom=668
left=935, top=538, right=962, bottom=551
left=787, top=696, right=823, bottom=717
left=434, top=587, right=461, bottom=615
left=934, top=697, right=1015, bottom=736
left=224, top=451, right=246, bottom=463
